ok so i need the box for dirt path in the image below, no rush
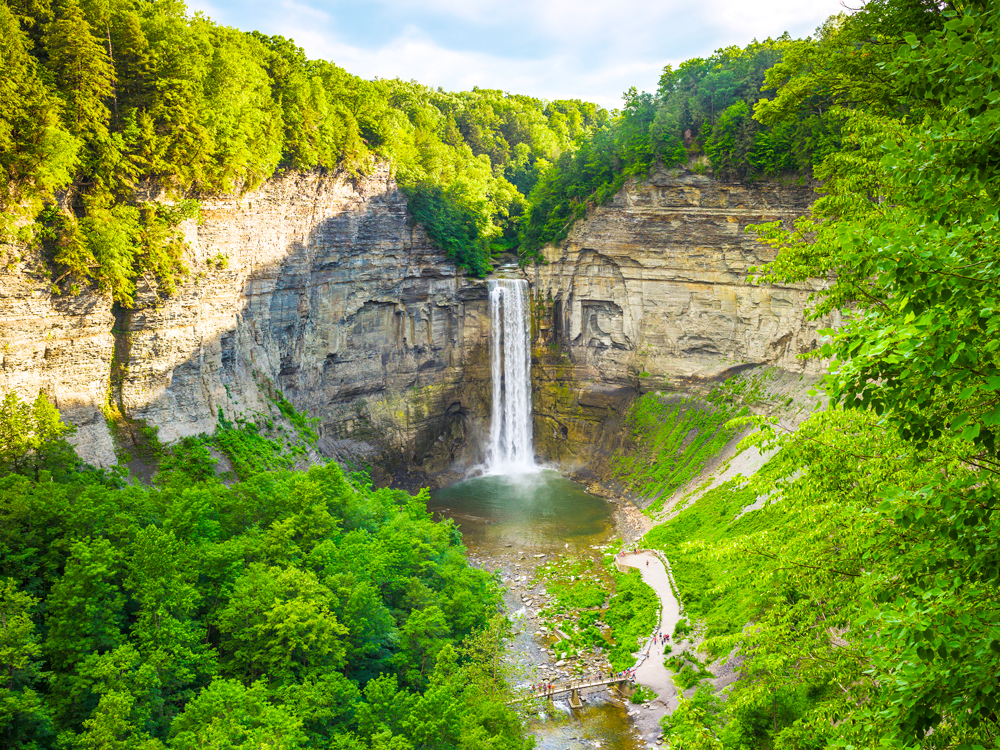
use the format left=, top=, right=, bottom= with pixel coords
left=618, top=550, right=683, bottom=745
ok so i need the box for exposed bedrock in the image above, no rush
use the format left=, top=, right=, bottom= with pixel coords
left=1, top=167, right=492, bottom=485
left=530, top=168, right=837, bottom=473
left=1, top=165, right=832, bottom=486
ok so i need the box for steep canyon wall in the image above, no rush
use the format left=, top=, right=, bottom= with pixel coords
left=1, top=165, right=829, bottom=486
left=531, top=168, right=833, bottom=473
left=0, top=167, right=492, bottom=483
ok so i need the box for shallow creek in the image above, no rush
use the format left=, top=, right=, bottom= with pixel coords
left=428, top=470, right=652, bottom=750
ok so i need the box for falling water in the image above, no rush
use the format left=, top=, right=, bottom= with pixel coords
left=486, top=278, right=535, bottom=473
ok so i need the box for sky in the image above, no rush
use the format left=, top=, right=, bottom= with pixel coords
left=188, top=0, right=847, bottom=110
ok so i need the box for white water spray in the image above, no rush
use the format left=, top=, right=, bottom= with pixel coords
left=485, top=278, right=536, bottom=473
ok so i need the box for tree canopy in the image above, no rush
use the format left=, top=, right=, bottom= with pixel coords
left=0, top=392, right=532, bottom=750
left=0, top=0, right=608, bottom=293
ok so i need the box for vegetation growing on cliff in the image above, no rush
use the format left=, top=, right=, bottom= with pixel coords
left=619, top=1, right=1000, bottom=746
left=612, top=389, right=749, bottom=514
left=0, top=0, right=606, bottom=292
left=0, top=392, right=532, bottom=750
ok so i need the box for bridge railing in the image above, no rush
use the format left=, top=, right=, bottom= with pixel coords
left=509, top=675, right=637, bottom=704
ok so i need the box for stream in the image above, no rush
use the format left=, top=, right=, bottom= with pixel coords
left=428, top=469, right=650, bottom=750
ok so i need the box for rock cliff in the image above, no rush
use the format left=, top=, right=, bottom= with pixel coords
left=530, top=168, right=834, bottom=471
left=0, top=165, right=830, bottom=487
left=1, top=167, right=492, bottom=483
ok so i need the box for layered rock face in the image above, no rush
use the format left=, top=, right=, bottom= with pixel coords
left=530, top=168, right=834, bottom=470
left=1, top=165, right=830, bottom=485
left=0, top=268, right=117, bottom=466
left=1, top=168, right=492, bottom=481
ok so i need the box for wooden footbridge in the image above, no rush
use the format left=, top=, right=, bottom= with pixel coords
left=512, top=675, right=637, bottom=709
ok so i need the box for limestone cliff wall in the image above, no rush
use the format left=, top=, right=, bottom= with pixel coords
left=0, top=265, right=117, bottom=466
left=0, top=164, right=832, bottom=486
left=530, top=168, right=835, bottom=471
left=1, top=167, right=492, bottom=482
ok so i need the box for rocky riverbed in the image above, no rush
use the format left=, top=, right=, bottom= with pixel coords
left=429, top=469, right=675, bottom=748
left=468, top=545, right=652, bottom=749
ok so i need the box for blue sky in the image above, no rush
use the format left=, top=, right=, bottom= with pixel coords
left=189, top=0, right=846, bottom=109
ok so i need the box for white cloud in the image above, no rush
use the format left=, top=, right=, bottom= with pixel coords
left=281, top=0, right=330, bottom=22
left=285, top=25, right=594, bottom=98
left=196, top=0, right=848, bottom=106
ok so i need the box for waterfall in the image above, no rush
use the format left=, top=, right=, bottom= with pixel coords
left=485, top=278, right=535, bottom=473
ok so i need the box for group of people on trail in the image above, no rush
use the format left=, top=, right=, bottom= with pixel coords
left=616, top=546, right=642, bottom=557
left=654, top=631, right=670, bottom=646
left=530, top=667, right=639, bottom=698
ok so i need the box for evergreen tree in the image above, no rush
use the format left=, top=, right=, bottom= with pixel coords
left=0, top=2, right=77, bottom=232
left=43, top=0, right=115, bottom=141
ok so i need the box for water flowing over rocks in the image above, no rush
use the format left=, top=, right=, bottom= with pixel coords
left=1, top=165, right=829, bottom=487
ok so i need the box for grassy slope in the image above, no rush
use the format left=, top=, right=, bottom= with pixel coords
left=613, top=368, right=820, bottom=643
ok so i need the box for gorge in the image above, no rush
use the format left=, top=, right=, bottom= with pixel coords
left=1, top=165, right=827, bottom=489
left=4, top=1, right=999, bottom=746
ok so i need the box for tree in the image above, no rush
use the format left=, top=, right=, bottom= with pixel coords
left=217, top=564, right=347, bottom=685
left=168, top=679, right=305, bottom=750
left=0, top=2, right=78, bottom=234
left=0, top=392, right=76, bottom=478
left=43, top=0, right=115, bottom=140
left=0, top=578, right=49, bottom=748
left=395, top=605, right=450, bottom=686
left=45, top=537, right=125, bottom=672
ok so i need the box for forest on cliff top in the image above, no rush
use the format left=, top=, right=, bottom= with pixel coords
left=0, top=0, right=606, bottom=291
left=0, top=0, right=839, bottom=298
left=4, top=0, right=1000, bottom=748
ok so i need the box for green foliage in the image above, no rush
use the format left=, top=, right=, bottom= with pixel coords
left=672, top=618, right=690, bottom=640
left=273, top=391, right=319, bottom=446
left=660, top=683, right=724, bottom=750
left=603, top=568, right=658, bottom=671
left=630, top=685, right=656, bottom=704
left=665, top=652, right=713, bottom=691
left=533, top=554, right=659, bottom=672
left=402, top=181, right=490, bottom=276
left=536, top=557, right=608, bottom=611
left=0, top=577, right=47, bottom=745
left=207, top=402, right=324, bottom=481
left=612, top=393, right=745, bottom=513
left=718, top=1, right=1000, bottom=744
left=2, top=4, right=608, bottom=288
left=211, top=419, right=297, bottom=479
left=0, top=391, right=77, bottom=479
left=704, top=368, right=776, bottom=410
left=533, top=557, right=611, bottom=663
left=672, top=666, right=701, bottom=691
left=0, top=1, right=78, bottom=236
left=168, top=679, right=306, bottom=750
left=0, top=393, right=532, bottom=749
left=517, top=36, right=840, bottom=256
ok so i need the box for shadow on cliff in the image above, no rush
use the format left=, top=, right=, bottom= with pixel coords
left=110, top=176, right=493, bottom=490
